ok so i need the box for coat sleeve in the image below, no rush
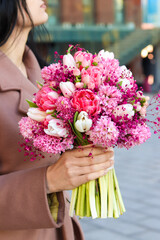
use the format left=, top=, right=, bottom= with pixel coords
left=0, top=166, right=65, bottom=230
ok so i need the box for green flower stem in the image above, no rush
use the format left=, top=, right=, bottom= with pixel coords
left=113, top=169, right=126, bottom=215
left=95, top=183, right=101, bottom=218
left=79, top=184, right=86, bottom=217
left=99, top=175, right=108, bottom=218
left=89, top=180, right=97, bottom=219
left=69, top=166, right=126, bottom=219
left=69, top=188, right=78, bottom=217
left=113, top=179, right=119, bottom=218
left=114, top=181, right=120, bottom=216
left=75, top=186, right=82, bottom=216
left=86, top=182, right=91, bottom=217
left=108, top=169, right=114, bottom=218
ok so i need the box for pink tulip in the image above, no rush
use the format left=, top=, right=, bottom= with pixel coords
left=81, top=66, right=102, bottom=90
left=71, top=89, right=101, bottom=116
left=74, top=51, right=93, bottom=68
left=35, top=86, right=59, bottom=111
left=73, top=68, right=81, bottom=76
left=75, top=82, right=84, bottom=88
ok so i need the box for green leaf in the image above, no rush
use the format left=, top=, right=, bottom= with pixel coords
left=75, top=76, right=81, bottom=83
left=36, top=81, right=43, bottom=87
left=26, top=100, right=38, bottom=108
left=73, top=112, right=79, bottom=125
left=49, top=86, right=58, bottom=92
left=83, top=83, right=87, bottom=89
left=92, top=62, right=98, bottom=66
left=140, top=98, right=146, bottom=106
left=85, top=66, right=89, bottom=70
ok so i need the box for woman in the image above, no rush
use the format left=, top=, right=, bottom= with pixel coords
left=0, top=1, right=114, bottom=239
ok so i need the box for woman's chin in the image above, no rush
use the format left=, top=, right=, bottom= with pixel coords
left=35, top=14, right=49, bottom=26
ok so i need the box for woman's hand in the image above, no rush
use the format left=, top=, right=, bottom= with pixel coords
left=46, top=146, right=114, bottom=193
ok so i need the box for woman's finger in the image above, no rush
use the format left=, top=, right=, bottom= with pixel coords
left=75, top=169, right=109, bottom=186
left=75, top=160, right=114, bottom=175
left=73, top=151, right=114, bottom=167
left=68, top=146, right=113, bottom=158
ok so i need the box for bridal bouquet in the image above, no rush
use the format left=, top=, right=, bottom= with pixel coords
left=19, top=45, right=152, bottom=219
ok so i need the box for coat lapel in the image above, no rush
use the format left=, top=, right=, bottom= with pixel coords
left=0, top=46, right=42, bottom=114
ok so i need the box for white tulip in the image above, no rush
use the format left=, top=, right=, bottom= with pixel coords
left=44, top=119, right=68, bottom=137
left=113, top=104, right=135, bottom=119
left=27, top=108, right=47, bottom=122
left=63, top=53, right=76, bottom=69
left=75, top=111, right=92, bottom=132
left=60, top=82, right=76, bottom=98
left=48, top=91, right=59, bottom=99
left=98, top=50, right=114, bottom=60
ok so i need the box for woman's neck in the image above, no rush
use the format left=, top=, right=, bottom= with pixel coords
left=0, top=27, right=30, bottom=68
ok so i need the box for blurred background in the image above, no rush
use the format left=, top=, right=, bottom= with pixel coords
left=35, top=0, right=160, bottom=94
left=35, top=1, right=160, bottom=240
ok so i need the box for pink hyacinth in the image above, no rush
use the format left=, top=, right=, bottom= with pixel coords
left=118, top=123, right=151, bottom=149
left=56, top=96, right=76, bottom=122
left=41, top=63, right=61, bottom=82
left=33, top=134, right=74, bottom=154
left=100, top=58, right=121, bottom=85
left=88, top=116, right=119, bottom=147
left=98, top=84, right=122, bottom=114
left=71, top=89, right=101, bottom=116
left=18, top=117, right=43, bottom=140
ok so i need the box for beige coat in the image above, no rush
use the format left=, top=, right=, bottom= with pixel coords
left=0, top=47, right=84, bottom=240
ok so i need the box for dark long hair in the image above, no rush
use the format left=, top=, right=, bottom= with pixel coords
left=0, top=0, right=33, bottom=46
left=0, top=0, right=48, bottom=68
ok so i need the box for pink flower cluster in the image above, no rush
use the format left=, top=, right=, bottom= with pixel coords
left=88, top=116, right=119, bottom=147
left=19, top=46, right=154, bottom=159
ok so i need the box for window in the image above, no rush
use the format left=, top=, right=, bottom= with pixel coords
left=114, top=0, right=124, bottom=24
left=83, top=0, right=95, bottom=25
left=46, top=0, right=60, bottom=28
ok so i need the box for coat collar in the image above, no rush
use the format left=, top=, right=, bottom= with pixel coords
left=0, top=46, right=42, bottom=114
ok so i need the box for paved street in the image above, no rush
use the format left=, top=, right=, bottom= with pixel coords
left=77, top=113, right=160, bottom=239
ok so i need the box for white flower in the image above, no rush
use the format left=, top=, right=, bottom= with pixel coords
left=75, top=111, right=92, bottom=132
left=44, top=119, right=68, bottom=137
left=59, top=82, right=76, bottom=98
left=117, top=78, right=132, bottom=90
left=113, top=104, right=135, bottom=119
left=48, top=91, right=59, bottom=99
left=98, top=50, right=114, bottom=60
left=63, top=53, right=76, bottom=69
left=27, top=108, right=47, bottom=122
left=120, top=65, right=132, bottom=78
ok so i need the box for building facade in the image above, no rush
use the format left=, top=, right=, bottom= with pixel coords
left=35, top=0, right=160, bottom=92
